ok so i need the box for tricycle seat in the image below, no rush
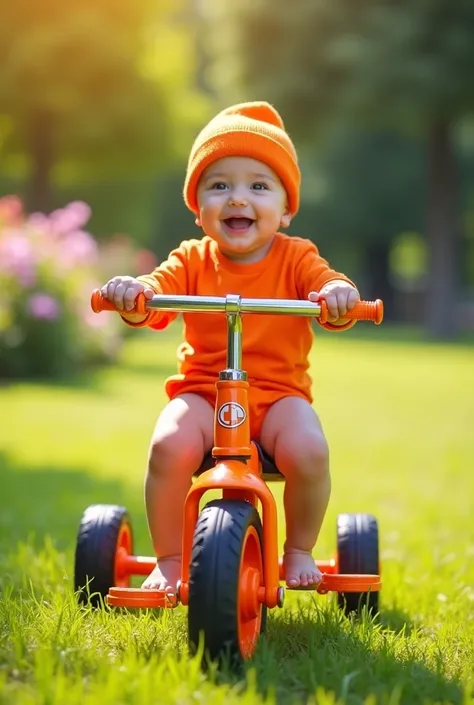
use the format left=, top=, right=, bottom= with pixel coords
left=195, top=441, right=284, bottom=482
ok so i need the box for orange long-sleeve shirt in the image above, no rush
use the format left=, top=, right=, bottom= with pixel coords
left=132, top=233, right=354, bottom=404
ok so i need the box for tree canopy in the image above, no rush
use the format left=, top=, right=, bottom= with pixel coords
left=201, top=0, right=474, bottom=337
left=203, top=0, right=474, bottom=134
left=0, top=0, right=207, bottom=210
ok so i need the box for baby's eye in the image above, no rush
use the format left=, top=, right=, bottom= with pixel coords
left=251, top=182, right=268, bottom=191
left=210, top=181, right=228, bottom=190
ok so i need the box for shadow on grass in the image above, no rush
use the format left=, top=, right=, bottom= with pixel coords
left=235, top=606, right=465, bottom=705
left=0, top=451, right=149, bottom=552
left=379, top=606, right=418, bottom=636
left=0, top=331, right=178, bottom=392
left=0, top=369, right=103, bottom=392
left=0, top=358, right=176, bottom=393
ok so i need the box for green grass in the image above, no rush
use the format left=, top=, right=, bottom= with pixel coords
left=1, top=324, right=473, bottom=705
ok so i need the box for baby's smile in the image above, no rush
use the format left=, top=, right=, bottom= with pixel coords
left=222, top=216, right=256, bottom=234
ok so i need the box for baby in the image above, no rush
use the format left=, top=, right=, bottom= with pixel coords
left=101, top=102, right=360, bottom=592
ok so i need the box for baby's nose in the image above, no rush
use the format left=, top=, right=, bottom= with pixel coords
left=228, top=193, right=248, bottom=206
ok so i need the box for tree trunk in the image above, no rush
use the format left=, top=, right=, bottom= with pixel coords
left=27, top=112, right=54, bottom=213
left=425, top=121, right=459, bottom=339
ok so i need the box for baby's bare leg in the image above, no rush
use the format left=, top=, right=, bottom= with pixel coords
left=142, top=394, right=214, bottom=591
left=260, top=397, right=330, bottom=588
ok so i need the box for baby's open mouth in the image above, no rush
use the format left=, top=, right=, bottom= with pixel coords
left=223, top=217, right=255, bottom=231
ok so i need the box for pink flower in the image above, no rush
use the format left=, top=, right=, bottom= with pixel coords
left=27, top=293, right=60, bottom=320
left=57, top=230, right=99, bottom=269
left=0, top=231, right=37, bottom=286
left=49, top=201, right=92, bottom=236
left=29, top=212, right=52, bottom=234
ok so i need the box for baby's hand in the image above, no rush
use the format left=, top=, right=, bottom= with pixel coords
left=309, top=281, right=360, bottom=323
left=101, top=276, right=154, bottom=312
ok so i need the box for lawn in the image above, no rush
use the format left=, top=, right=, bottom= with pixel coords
left=0, top=324, right=473, bottom=705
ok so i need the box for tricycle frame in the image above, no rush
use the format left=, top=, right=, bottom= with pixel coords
left=92, top=291, right=382, bottom=613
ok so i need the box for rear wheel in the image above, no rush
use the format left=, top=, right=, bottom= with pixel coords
left=74, top=504, right=133, bottom=607
left=336, top=512, right=379, bottom=616
left=188, top=499, right=266, bottom=664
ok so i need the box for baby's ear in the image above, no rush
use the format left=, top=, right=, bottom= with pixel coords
left=195, top=216, right=202, bottom=227
left=280, top=208, right=292, bottom=228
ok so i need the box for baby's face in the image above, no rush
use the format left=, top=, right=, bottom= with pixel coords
left=196, top=156, right=291, bottom=262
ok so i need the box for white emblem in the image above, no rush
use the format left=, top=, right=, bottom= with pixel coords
left=217, top=402, right=246, bottom=428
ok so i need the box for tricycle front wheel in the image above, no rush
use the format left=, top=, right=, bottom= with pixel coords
left=188, top=499, right=266, bottom=665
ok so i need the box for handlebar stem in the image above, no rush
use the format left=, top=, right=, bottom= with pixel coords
left=226, top=312, right=243, bottom=374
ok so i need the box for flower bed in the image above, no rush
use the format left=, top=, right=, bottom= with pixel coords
left=0, top=196, right=156, bottom=379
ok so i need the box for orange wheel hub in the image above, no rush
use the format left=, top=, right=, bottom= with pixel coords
left=113, top=523, right=133, bottom=588
left=237, top=526, right=264, bottom=658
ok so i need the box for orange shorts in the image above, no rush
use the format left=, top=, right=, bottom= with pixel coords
left=165, top=378, right=310, bottom=441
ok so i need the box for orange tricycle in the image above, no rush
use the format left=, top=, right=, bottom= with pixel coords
left=74, top=291, right=383, bottom=663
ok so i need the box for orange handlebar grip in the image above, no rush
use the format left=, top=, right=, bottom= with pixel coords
left=319, top=299, right=383, bottom=325
left=90, top=289, right=147, bottom=316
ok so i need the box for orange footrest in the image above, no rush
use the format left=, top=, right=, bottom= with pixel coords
left=317, top=574, right=381, bottom=594
left=107, top=587, right=178, bottom=609
left=106, top=574, right=380, bottom=608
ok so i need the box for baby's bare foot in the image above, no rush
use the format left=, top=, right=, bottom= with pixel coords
left=142, top=556, right=181, bottom=593
left=283, top=549, right=322, bottom=588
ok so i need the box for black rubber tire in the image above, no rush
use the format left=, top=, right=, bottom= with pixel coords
left=188, top=499, right=267, bottom=665
left=74, top=504, right=133, bottom=607
left=336, top=512, right=379, bottom=616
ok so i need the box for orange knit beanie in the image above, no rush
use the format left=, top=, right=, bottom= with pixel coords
left=183, top=101, right=301, bottom=215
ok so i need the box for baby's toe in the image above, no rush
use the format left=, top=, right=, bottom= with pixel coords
left=286, top=573, right=300, bottom=588
left=300, top=572, right=310, bottom=587
left=142, top=576, right=162, bottom=591
left=142, top=566, right=166, bottom=591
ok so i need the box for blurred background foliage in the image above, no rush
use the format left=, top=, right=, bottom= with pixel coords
left=1, top=0, right=474, bottom=377
left=0, top=195, right=157, bottom=378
